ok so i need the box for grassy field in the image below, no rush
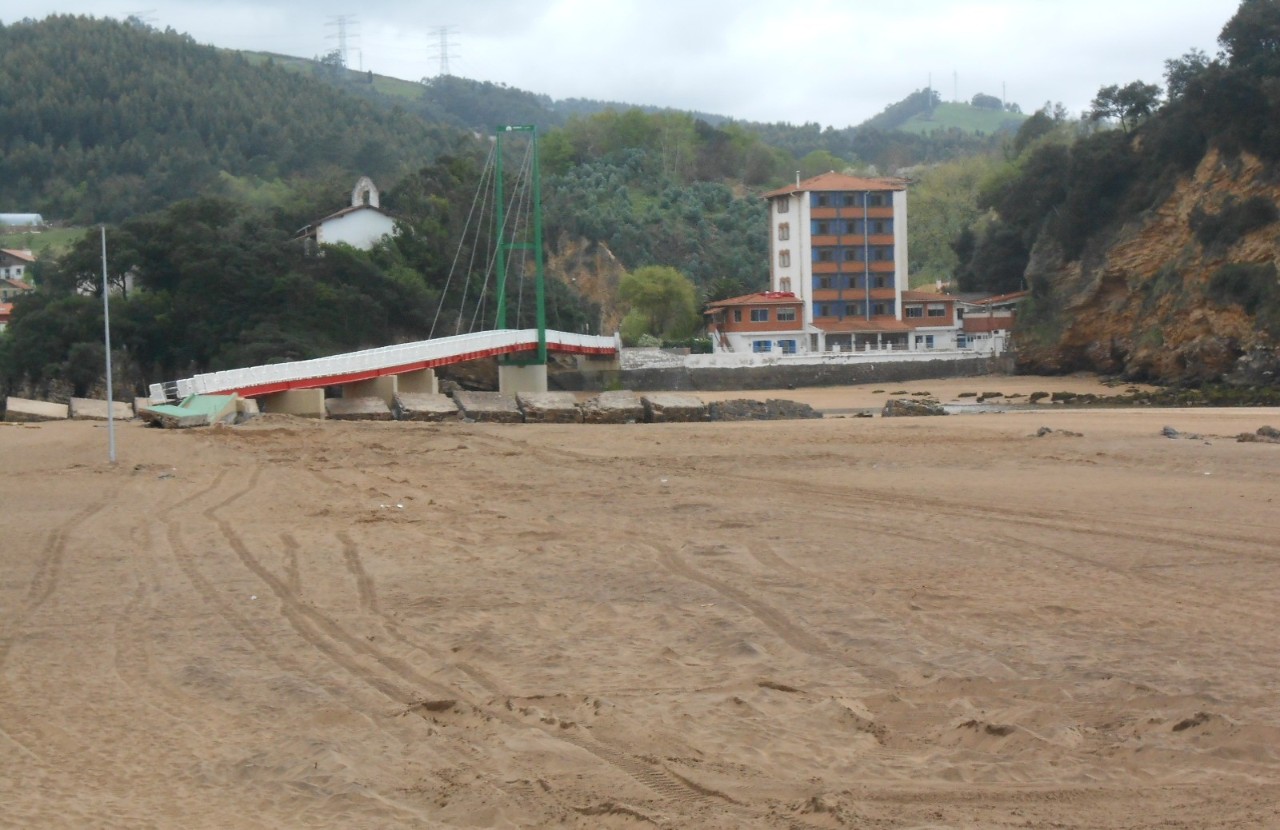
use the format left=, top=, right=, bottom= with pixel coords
left=898, top=101, right=1026, bottom=136
left=1, top=226, right=85, bottom=261
left=239, top=51, right=424, bottom=101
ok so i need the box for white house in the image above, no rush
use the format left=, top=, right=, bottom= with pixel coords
left=0, top=248, right=35, bottom=282
left=297, top=176, right=396, bottom=252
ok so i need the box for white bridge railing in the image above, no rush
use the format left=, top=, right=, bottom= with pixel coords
left=149, top=329, right=618, bottom=402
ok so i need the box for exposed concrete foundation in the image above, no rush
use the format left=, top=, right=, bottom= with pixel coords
left=344, top=376, right=397, bottom=407
left=454, top=391, right=524, bottom=423
left=5, top=397, right=70, bottom=422
left=69, top=397, right=134, bottom=421
left=641, top=393, right=709, bottom=423
left=581, top=390, right=644, bottom=424
left=498, top=363, right=548, bottom=395
left=326, top=396, right=393, bottom=421
left=394, top=393, right=459, bottom=422
left=397, top=368, right=438, bottom=395
left=259, top=388, right=326, bottom=418
left=517, top=392, right=583, bottom=424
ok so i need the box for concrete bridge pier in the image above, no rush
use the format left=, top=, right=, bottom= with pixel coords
left=343, top=376, right=397, bottom=407
left=498, top=363, right=548, bottom=395
left=397, top=368, right=438, bottom=395
left=259, top=388, right=326, bottom=418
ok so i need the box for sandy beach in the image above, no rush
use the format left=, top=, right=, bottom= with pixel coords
left=2, top=379, right=1278, bottom=828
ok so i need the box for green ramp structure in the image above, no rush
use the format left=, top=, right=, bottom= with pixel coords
left=139, top=394, right=241, bottom=429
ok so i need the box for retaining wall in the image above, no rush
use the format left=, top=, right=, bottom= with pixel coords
left=554, top=355, right=1012, bottom=392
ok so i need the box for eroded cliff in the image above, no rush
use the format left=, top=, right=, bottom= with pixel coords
left=1016, top=149, right=1279, bottom=385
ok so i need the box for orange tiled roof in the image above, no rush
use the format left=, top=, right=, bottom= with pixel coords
left=0, top=248, right=36, bottom=262
left=763, top=171, right=907, bottom=199
left=813, top=318, right=914, bottom=334
left=1, top=278, right=33, bottom=291
left=705, top=291, right=800, bottom=309
left=900, top=290, right=954, bottom=302
left=961, top=289, right=1029, bottom=306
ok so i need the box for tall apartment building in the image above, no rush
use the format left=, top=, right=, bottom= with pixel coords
left=706, top=171, right=961, bottom=354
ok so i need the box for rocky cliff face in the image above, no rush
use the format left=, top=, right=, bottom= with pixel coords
left=1016, top=149, right=1279, bottom=385
left=545, top=232, right=628, bottom=334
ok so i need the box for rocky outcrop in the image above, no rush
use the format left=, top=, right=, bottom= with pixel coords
left=707, top=399, right=822, bottom=421
left=1015, top=149, right=1279, bottom=386
left=881, top=398, right=946, bottom=417
left=546, top=234, right=629, bottom=333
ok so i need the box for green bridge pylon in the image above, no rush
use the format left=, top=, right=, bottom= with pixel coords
left=493, top=124, right=547, bottom=366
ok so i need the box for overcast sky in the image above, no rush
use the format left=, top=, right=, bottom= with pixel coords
left=11, top=1, right=1245, bottom=126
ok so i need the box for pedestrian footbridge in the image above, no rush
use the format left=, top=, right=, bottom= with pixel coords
left=149, top=329, right=619, bottom=409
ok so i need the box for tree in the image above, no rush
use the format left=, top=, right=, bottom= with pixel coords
left=1089, top=81, right=1163, bottom=133
left=1164, top=48, right=1211, bottom=99
left=617, top=265, right=699, bottom=344
left=1219, top=0, right=1280, bottom=75
left=971, top=92, right=1003, bottom=110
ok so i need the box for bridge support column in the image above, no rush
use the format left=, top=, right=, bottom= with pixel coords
left=498, top=363, right=547, bottom=395
left=396, top=368, right=438, bottom=395
left=343, top=376, right=398, bottom=406
left=259, top=388, right=326, bottom=418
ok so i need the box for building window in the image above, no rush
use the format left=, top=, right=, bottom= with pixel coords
left=733, top=309, right=742, bottom=323
left=778, top=250, right=791, bottom=267
left=873, top=246, right=893, bottom=261
left=779, top=277, right=791, bottom=292
left=813, top=221, right=830, bottom=235
left=843, top=249, right=857, bottom=262
left=915, top=334, right=935, bottom=349
left=778, top=339, right=797, bottom=354
left=816, top=303, right=830, bottom=317
left=814, top=194, right=829, bottom=207
left=752, top=340, right=773, bottom=353
left=776, top=199, right=789, bottom=214
left=817, top=276, right=833, bottom=289
left=927, top=304, right=947, bottom=317
left=750, top=308, right=770, bottom=322
left=777, top=307, right=796, bottom=322
left=846, top=303, right=860, bottom=317
left=872, top=303, right=886, bottom=316
left=778, top=222, right=790, bottom=241
left=875, top=276, right=886, bottom=288
left=957, top=334, right=968, bottom=348
left=871, top=219, right=891, bottom=234
left=906, top=305, right=924, bottom=318
left=816, top=250, right=833, bottom=262
left=868, top=193, right=884, bottom=207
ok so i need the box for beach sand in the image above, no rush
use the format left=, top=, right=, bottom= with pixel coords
left=2, top=379, right=1278, bottom=828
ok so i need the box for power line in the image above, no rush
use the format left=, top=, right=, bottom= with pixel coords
left=427, top=25, right=459, bottom=77
left=324, top=15, right=359, bottom=67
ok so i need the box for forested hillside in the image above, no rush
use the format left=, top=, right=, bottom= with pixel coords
left=0, top=15, right=467, bottom=223
left=955, top=0, right=1280, bottom=385
left=0, top=13, right=1031, bottom=400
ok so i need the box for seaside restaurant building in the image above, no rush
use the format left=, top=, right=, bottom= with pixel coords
left=705, top=171, right=960, bottom=355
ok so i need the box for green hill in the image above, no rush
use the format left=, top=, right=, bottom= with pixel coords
left=898, top=102, right=1027, bottom=136
left=0, top=16, right=469, bottom=223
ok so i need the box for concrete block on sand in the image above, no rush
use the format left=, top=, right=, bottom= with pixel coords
left=325, top=396, right=393, bottom=421
left=5, top=396, right=69, bottom=422
left=581, top=390, right=644, bottom=424
left=642, top=393, right=708, bottom=423
left=69, top=397, right=134, bottom=421
left=394, top=393, right=459, bottom=422
left=453, top=391, right=523, bottom=423
left=517, top=391, right=583, bottom=424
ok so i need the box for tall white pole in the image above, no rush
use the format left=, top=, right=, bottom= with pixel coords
left=101, top=225, right=116, bottom=465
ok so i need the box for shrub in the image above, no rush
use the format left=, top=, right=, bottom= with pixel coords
left=1190, top=196, right=1279, bottom=251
